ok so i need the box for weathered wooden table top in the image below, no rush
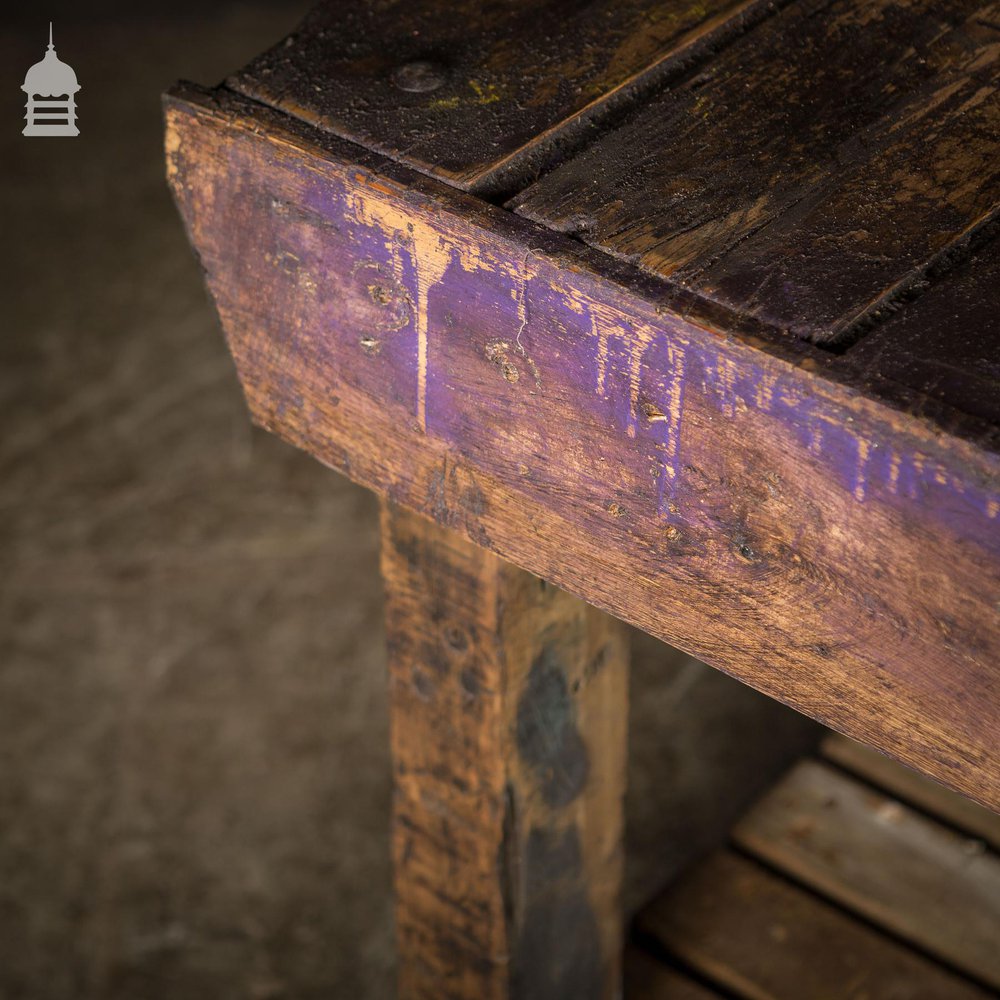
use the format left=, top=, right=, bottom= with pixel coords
left=165, top=0, right=1000, bottom=809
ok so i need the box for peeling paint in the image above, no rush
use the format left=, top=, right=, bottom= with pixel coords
left=277, top=130, right=1000, bottom=545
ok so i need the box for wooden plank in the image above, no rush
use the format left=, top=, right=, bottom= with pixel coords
left=733, top=760, right=1000, bottom=990
left=381, top=501, right=629, bottom=999
left=230, top=0, right=768, bottom=197
left=822, top=734, right=1000, bottom=851
left=638, top=851, right=992, bottom=1000
left=623, top=950, right=722, bottom=1000
left=839, top=237, right=1000, bottom=430
left=164, top=85, right=1000, bottom=810
left=513, top=0, right=1000, bottom=346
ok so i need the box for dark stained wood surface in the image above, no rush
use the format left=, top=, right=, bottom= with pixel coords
left=733, top=760, right=1000, bottom=990
left=513, top=0, right=1000, bottom=347
left=381, top=502, right=629, bottom=999
left=638, top=851, right=993, bottom=1000
left=822, top=734, right=1000, bottom=850
left=164, top=85, right=1000, bottom=810
left=230, top=0, right=769, bottom=197
left=840, top=237, right=1000, bottom=429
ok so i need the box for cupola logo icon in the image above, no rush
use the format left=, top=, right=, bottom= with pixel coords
left=22, top=23, right=80, bottom=137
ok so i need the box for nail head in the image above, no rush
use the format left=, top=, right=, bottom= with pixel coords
left=392, top=60, right=447, bottom=93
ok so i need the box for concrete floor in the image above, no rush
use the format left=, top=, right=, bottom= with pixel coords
left=1, top=5, right=817, bottom=998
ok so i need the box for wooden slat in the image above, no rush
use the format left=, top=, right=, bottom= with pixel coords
left=733, top=760, right=1000, bottom=990
left=382, top=502, right=629, bottom=999
left=822, top=734, right=1000, bottom=851
left=230, top=0, right=767, bottom=197
left=638, top=851, right=992, bottom=1000
left=513, top=0, right=1000, bottom=346
left=839, top=237, right=1000, bottom=431
left=624, top=950, right=723, bottom=1000
left=164, top=85, right=1000, bottom=810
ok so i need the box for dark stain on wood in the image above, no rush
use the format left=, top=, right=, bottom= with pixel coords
left=514, top=0, right=1000, bottom=347
left=498, top=782, right=519, bottom=949
left=513, top=825, right=603, bottom=1000
left=229, top=0, right=779, bottom=197
left=428, top=459, right=493, bottom=549
left=841, top=236, right=1000, bottom=429
left=516, top=645, right=590, bottom=809
left=379, top=502, right=627, bottom=998
left=459, top=665, right=484, bottom=701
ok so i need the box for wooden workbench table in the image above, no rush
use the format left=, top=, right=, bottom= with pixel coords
left=165, top=0, right=1000, bottom=995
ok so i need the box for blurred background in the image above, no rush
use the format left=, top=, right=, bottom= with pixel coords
left=1, top=3, right=817, bottom=997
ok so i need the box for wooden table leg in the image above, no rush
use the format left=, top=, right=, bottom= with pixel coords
left=380, top=500, right=629, bottom=1000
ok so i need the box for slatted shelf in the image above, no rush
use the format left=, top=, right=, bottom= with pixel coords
left=630, top=740, right=1000, bottom=998
left=821, top=734, right=1000, bottom=852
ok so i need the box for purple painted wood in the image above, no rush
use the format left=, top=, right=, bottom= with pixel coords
left=165, top=84, right=1000, bottom=810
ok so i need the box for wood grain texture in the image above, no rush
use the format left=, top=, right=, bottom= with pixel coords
left=840, top=237, right=1000, bottom=429
left=638, top=851, right=993, bottom=1000
left=733, top=760, right=1000, bottom=990
left=822, top=734, right=1000, bottom=851
left=513, top=0, right=1000, bottom=346
left=230, top=0, right=768, bottom=197
left=164, top=84, right=1000, bottom=810
left=381, top=502, right=629, bottom=1000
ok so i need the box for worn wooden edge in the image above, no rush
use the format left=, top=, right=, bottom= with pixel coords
left=165, top=80, right=1000, bottom=454
left=163, top=82, right=1000, bottom=809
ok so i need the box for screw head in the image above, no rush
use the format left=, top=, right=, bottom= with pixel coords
left=392, top=60, right=447, bottom=93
